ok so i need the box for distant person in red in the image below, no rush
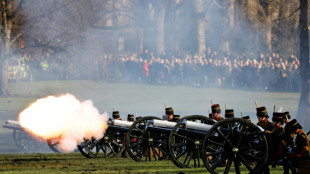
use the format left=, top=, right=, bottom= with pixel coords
left=144, top=60, right=149, bottom=77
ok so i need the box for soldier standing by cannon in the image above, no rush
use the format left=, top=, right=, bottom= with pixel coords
left=283, top=119, right=310, bottom=174
left=256, top=106, right=273, bottom=131
left=224, top=109, right=234, bottom=119
left=210, top=104, right=223, bottom=121
left=264, top=112, right=286, bottom=174
left=165, top=107, right=174, bottom=121
left=283, top=112, right=294, bottom=149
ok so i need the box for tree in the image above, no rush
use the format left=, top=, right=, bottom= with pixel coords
left=0, top=0, right=24, bottom=96
left=296, top=0, right=309, bottom=129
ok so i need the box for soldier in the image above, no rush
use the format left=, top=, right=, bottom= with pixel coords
left=112, top=111, right=121, bottom=120
left=210, top=104, right=223, bottom=121
left=165, top=107, right=174, bottom=121
left=283, top=112, right=294, bottom=149
left=127, top=114, right=135, bottom=122
left=284, top=119, right=310, bottom=174
left=256, top=106, right=273, bottom=131
left=290, top=120, right=310, bottom=159
left=224, top=109, right=234, bottom=118
left=242, top=116, right=251, bottom=122
left=242, top=116, right=251, bottom=131
left=264, top=112, right=285, bottom=174
left=172, top=115, right=180, bottom=122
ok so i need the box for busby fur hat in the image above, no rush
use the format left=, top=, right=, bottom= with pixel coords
left=165, top=107, right=174, bottom=115
left=112, top=111, right=120, bottom=119
left=272, top=112, right=284, bottom=124
left=225, top=109, right=234, bottom=118
left=242, top=116, right=251, bottom=122
left=127, top=114, right=135, bottom=122
left=172, top=115, right=180, bottom=122
left=211, top=104, right=221, bottom=114
left=256, top=106, right=268, bottom=118
left=290, top=119, right=303, bottom=132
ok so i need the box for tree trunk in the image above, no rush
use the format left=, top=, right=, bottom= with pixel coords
left=296, top=0, right=309, bottom=129
left=0, top=0, right=11, bottom=96
left=196, top=0, right=205, bottom=55
left=157, top=4, right=165, bottom=54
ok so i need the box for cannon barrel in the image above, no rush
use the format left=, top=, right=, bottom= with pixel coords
left=185, top=120, right=212, bottom=132
left=2, top=120, right=22, bottom=130
left=150, top=119, right=176, bottom=128
left=111, top=119, right=133, bottom=128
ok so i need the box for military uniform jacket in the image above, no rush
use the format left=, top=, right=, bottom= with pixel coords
left=295, top=130, right=310, bottom=157
left=284, top=122, right=294, bottom=148
left=257, top=119, right=273, bottom=131
left=265, top=125, right=285, bottom=154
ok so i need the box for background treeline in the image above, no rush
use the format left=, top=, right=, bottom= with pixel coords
left=0, top=0, right=307, bottom=95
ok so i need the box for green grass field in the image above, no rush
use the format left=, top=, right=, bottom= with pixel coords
left=0, top=80, right=300, bottom=173
left=0, top=153, right=285, bottom=174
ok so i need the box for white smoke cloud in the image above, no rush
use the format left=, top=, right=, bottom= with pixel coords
left=19, top=93, right=108, bottom=152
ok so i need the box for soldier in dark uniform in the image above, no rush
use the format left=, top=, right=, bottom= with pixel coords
left=210, top=104, right=223, bottom=121
left=284, top=119, right=310, bottom=174
left=264, top=112, right=285, bottom=174
left=256, top=106, right=273, bottom=131
left=242, top=116, right=251, bottom=131
left=165, top=107, right=174, bottom=121
left=112, top=111, right=121, bottom=120
left=172, top=115, right=180, bottom=122
left=290, top=120, right=310, bottom=159
left=224, top=109, right=234, bottom=118
left=127, top=114, right=135, bottom=122
left=283, top=112, right=294, bottom=149
left=242, top=116, right=251, bottom=122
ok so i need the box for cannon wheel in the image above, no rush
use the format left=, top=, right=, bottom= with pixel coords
left=202, top=118, right=268, bottom=174
left=77, top=129, right=126, bottom=158
left=168, top=115, right=215, bottom=168
left=125, top=116, right=168, bottom=162
left=13, top=129, right=23, bottom=149
left=18, top=130, right=49, bottom=153
left=77, top=138, right=99, bottom=158
left=47, top=137, right=64, bottom=153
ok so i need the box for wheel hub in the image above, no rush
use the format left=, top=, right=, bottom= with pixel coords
left=148, top=138, right=153, bottom=143
left=194, top=140, right=200, bottom=146
left=232, top=147, right=239, bottom=153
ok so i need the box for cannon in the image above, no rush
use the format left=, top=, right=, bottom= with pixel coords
left=125, top=116, right=174, bottom=161
left=77, top=119, right=131, bottom=158
left=3, top=120, right=56, bottom=153
left=168, top=116, right=268, bottom=173
left=125, top=115, right=268, bottom=174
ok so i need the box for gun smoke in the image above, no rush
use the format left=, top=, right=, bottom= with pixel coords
left=18, top=93, right=108, bottom=152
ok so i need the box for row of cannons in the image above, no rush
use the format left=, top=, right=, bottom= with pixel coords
left=3, top=114, right=269, bottom=174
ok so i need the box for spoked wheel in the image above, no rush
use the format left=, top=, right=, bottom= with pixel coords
left=13, top=129, right=23, bottom=150
left=202, top=118, right=268, bottom=174
left=47, top=137, right=63, bottom=153
left=126, top=116, right=168, bottom=162
left=78, top=129, right=126, bottom=158
left=77, top=138, right=99, bottom=158
left=168, top=115, right=215, bottom=168
left=19, top=130, right=50, bottom=153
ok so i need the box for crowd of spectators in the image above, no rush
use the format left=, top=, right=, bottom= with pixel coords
left=103, top=49, right=301, bottom=92
left=21, top=48, right=302, bottom=92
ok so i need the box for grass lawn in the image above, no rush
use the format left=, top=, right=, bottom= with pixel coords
left=0, top=153, right=285, bottom=174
